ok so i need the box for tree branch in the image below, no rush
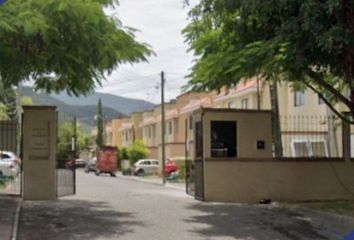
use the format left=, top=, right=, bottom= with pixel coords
left=305, top=68, right=354, bottom=109
left=303, top=80, right=354, bottom=124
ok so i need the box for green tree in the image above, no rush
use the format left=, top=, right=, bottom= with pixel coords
left=57, top=121, right=90, bottom=160
left=183, top=0, right=354, bottom=122
left=0, top=84, right=17, bottom=120
left=127, top=140, right=149, bottom=165
left=21, top=96, right=33, bottom=105
left=96, top=98, right=104, bottom=147
left=0, top=103, right=9, bottom=120
left=0, top=0, right=151, bottom=95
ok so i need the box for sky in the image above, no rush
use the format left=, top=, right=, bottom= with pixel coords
left=98, top=0, right=196, bottom=103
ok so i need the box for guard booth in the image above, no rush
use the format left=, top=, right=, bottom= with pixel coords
left=186, top=108, right=273, bottom=201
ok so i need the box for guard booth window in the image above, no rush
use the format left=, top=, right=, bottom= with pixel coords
left=211, top=121, right=237, bottom=157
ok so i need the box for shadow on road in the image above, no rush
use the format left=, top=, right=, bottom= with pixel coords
left=18, top=199, right=145, bottom=240
left=184, top=203, right=350, bottom=240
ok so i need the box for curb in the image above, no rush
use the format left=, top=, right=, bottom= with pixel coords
left=116, top=173, right=164, bottom=186
left=10, top=198, right=22, bottom=240
left=282, top=204, right=354, bottom=223
left=116, top=174, right=186, bottom=190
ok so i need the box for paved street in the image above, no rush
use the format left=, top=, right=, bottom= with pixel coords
left=18, top=170, right=354, bottom=240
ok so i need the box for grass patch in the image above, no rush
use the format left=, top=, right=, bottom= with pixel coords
left=298, top=200, right=354, bottom=217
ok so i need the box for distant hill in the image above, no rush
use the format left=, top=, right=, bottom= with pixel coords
left=21, top=87, right=126, bottom=132
left=51, top=90, right=155, bottom=115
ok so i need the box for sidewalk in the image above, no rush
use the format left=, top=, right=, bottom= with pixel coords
left=116, top=172, right=186, bottom=191
left=0, top=196, right=21, bottom=240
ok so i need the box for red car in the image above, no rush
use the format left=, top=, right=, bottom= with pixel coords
left=164, top=159, right=178, bottom=175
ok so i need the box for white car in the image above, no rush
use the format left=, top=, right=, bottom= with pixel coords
left=0, top=151, right=20, bottom=177
left=132, top=159, right=159, bottom=176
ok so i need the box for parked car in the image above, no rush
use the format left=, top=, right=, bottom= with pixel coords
left=85, top=157, right=97, bottom=173
left=75, top=158, right=86, bottom=168
left=132, top=159, right=159, bottom=176
left=164, top=159, right=178, bottom=175
left=0, top=151, right=20, bottom=177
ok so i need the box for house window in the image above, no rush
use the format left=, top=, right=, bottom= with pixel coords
left=168, top=121, right=172, bottom=134
left=189, top=115, right=193, bottom=130
left=294, top=91, right=305, bottom=106
left=311, top=141, right=327, bottom=157
left=292, top=140, right=328, bottom=157
left=211, top=121, right=237, bottom=158
left=241, top=98, right=248, bottom=109
left=174, top=119, right=178, bottom=133
left=318, top=94, right=324, bottom=105
left=292, top=141, right=310, bottom=157
left=228, top=101, right=236, bottom=109
left=148, top=127, right=151, bottom=138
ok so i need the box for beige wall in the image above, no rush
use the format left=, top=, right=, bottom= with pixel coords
left=111, top=118, right=123, bottom=148
left=23, top=106, right=57, bottom=200
left=204, top=160, right=354, bottom=203
left=131, top=112, right=143, bottom=141
left=202, top=110, right=273, bottom=159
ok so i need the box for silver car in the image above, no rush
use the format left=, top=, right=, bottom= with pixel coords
left=0, top=151, right=20, bottom=177
left=132, top=159, right=159, bottom=176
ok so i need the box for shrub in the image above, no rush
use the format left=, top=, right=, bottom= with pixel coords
left=119, top=147, right=129, bottom=160
left=173, top=157, right=191, bottom=180
left=127, top=140, right=149, bottom=165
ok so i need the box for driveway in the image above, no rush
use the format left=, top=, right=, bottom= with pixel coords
left=18, top=170, right=353, bottom=240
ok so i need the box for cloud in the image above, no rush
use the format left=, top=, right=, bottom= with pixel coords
left=98, top=0, right=195, bottom=103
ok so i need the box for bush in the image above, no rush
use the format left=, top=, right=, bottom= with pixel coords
left=127, top=140, right=149, bottom=165
left=119, top=147, right=129, bottom=160
left=173, top=157, right=191, bottom=181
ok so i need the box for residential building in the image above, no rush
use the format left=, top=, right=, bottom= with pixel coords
left=106, top=78, right=351, bottom=162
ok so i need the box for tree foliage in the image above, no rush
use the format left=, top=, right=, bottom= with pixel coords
left=127, top=140, right=149, bottom=165
left=0, top=84, right=17, bottom=120
left=0, top=0, right=151, bottom=95
left=183, top=0, right=354, bottom=122
left=96, top=98, right=104, bottom=147
left=57, top=121, right=90, bottom=160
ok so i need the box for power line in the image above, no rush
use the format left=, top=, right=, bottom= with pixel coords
left=103, top=73, right=160, bottom=87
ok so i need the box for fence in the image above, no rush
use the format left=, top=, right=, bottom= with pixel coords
left=56, top=112, right=76, bottom=197
left=278, top=115, right=342, bottom=158
left=0, top=120, right=21, bottom=195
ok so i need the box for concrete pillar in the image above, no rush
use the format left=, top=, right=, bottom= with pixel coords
left=23, top=106, right=57, bottom=200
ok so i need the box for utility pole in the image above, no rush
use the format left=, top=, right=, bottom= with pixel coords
left=72, top=117, right=77, bottom=159
left=161, top=71, right=166, bottom=185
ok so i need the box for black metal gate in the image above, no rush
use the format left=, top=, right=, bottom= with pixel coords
left=0, top=120, right=21, bottom=196
left=56, top=159, right=75, bottom=197
left=186, top=120, right=204, bottom=200
left=56, top=115, right=76, bottom=198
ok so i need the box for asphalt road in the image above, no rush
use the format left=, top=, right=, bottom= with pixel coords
left=18, top=170, right=354, bottom=240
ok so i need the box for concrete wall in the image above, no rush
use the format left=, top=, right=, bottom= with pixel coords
left=203, top=160, right=354, bottom=203
left=23, top=106, right=57, bottom=200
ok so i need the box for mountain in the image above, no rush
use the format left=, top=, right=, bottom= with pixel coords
left=21, top=87, right=125, bottom=132
left=51, top=90, right=155, bottom=115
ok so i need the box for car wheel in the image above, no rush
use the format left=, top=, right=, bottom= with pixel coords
left=95, top=170, right=100, bottom=176
left=84, top=169, right=89, bottom=173
left=137, top=169, right=144, bottom=176
left=110, top=172, right=116, bottom=177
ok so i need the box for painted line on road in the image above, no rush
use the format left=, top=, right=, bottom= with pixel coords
left=10, top=198, right=22, bottom=240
